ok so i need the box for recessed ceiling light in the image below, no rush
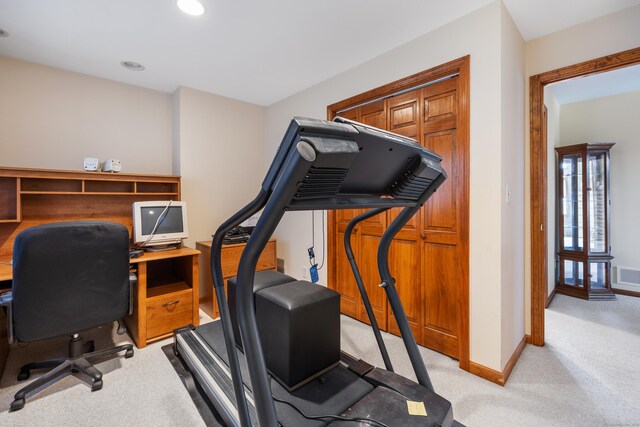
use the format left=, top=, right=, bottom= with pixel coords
left=120, top=61, right=146, bottom=71
left=0, top=28, right=9, bottom=37
left=177, top=0, right=205, bottom=16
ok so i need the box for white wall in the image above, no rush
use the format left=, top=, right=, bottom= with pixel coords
left=266, top=1, right=510, bottom=371
left=523, top=4, right=640, bottom=334
left=559, top=91, right=640, bottom=290
left=499, top=1, right=525, bottom=368
left=173, top=87, right=265, bottom=248
left=544, top=88, right=560, bottom=298
left=0, top=56, right=172, bottom=174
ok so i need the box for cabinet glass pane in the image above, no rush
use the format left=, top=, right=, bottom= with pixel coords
left=587, top=152, right=606, bottom=253
left=589, top=262, right=607, bottom=290
left=563, top=259, right=584, bottom=287
left=561, top=154, right=583, bottom=251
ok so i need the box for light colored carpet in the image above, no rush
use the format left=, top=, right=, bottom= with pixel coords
left=0, top=294, right=638, bottom=426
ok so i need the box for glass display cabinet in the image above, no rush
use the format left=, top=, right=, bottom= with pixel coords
left=556, top=143, right=615, bottom=300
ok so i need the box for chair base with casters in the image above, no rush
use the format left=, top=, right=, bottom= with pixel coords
left=10, top=323, right=134, bottom=412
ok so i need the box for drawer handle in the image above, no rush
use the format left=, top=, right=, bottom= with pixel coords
left=162, top=300, right=180, bottom=308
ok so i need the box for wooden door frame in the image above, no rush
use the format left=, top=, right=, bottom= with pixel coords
left=529, top=47, right=640, bottom=346
left=326, top=55, right=471, bottom=371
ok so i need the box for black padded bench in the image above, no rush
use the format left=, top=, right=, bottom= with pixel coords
left=227, top=270, right=295, bottom=348
left=255, top=280, right=340, bottom=391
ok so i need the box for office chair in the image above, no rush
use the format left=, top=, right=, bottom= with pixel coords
left=5, top=221, right=134, bottom=411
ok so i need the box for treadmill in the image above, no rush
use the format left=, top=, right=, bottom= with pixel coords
left=174, top=116, right=461, bottom=427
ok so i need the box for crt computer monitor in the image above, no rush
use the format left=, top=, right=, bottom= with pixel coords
left=132, top=201, right=188, bottom=248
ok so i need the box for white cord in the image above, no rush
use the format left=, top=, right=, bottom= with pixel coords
left=141, top=200, right=172, bottom=247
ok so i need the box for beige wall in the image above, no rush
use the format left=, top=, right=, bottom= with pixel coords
left=173, top=87, right=265, bottom=248
left=559, top=91, right=640, bottom=292
left=500, top=1, right=525, bottom=368
left=0, top=56, right=172, bottom=174
left=266, top=1, right=519, bottom=371
left=523, top=4, right=640, bottom=334
left=544, top=88, right=560, bottom=298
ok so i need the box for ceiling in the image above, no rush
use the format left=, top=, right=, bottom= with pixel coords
left=548, top=64, right=640, bottom=105
left=1, top=0, right=639, bottom=106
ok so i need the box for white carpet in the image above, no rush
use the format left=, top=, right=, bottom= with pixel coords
left=0, top=294, right=638, bottom=426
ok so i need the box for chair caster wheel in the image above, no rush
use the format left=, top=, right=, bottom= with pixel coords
left=10, top=398, right=25, bottom=412
left=17, top=369, right=30, bottom=381
left=125, top=348, right=134, bottom=359
left=91, top=380, right=103, bottom=392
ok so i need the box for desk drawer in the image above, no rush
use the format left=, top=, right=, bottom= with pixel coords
left=221, top=240, right=276, bottom=278
left=146, top=290, right=193, bottom=339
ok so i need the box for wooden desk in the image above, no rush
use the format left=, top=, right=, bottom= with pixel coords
left=0, top=166, right=188, bottom=351
left=0, top=248, right=199, bottom=350
left=197, top=240, right=277, bottom=319
left=126, top=247, right=200, bottom=348
left=0, top=265, right=9, bottom=375
left=1, top=264, right=12, bottom=374
left=0, top=264, right=11, bottom=285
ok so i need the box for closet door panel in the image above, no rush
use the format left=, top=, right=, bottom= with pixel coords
left=387, top=238, right=421, bottom=339
left=419, top=77, right=463, bottom=358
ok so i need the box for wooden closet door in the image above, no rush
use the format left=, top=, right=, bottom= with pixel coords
left=386, top=92, right=422, bottom=338
left=420, top=77, right=464, bottom=359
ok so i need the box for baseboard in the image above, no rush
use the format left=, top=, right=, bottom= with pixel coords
left=468, top=361, right=503, bottom=385
left=525, top=334, right=532, bottom=344
left=612, top=287, right=640, bottom=298
left=545, top=288, right=557, bottom=308
left=468, top=335, right=527, bottom=386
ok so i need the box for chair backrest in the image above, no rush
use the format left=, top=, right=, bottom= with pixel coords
left=12, top=221, right=130, bottom=342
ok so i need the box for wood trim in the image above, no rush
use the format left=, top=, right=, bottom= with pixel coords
left=612, top=287, right=640, bottom=298
left=545, top=288, right=557, bottom=308
left=502, top=336, right=527, bottom=385
left=525, top=334, right=533, bottom=344
left=457, top=56, right=471, bottom=372
left=529, top=47, right=640, bottom=347
left=468, top=361, right=503, bottom=385
left=327, top=56, right=468, bottom=115
left=0, top=166, right=179, bottom=180
left=327, top=56, right=470, bottom=373
left=469, top=335, right=527, bottom=386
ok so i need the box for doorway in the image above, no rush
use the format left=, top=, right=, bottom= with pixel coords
left=529, top=47, right=640, bottom=346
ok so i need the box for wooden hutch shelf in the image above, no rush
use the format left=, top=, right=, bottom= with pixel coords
left=0, top=166, right=181, bottom=261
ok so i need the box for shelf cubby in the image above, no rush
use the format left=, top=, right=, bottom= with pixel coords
left=136, top=181, right=178, bottom=194
left=84, top=179, right=134, bottom=193
left=0, top=177, right=19, bottom=222
left=21, top=178, right=82, bottom=193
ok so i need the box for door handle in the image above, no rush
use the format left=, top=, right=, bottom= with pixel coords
left=162, top=300, right=180, bottom=308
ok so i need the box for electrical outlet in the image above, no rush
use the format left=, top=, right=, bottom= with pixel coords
left=301, top=265, right=309, bottom=279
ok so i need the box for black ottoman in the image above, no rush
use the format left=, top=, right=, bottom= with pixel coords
left=227, top=270, right=295, bottom=348
left=255, top=281, right=340, bottom=391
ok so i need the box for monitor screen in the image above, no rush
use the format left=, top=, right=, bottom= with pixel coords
left=140, top=206, right=184, bottom=235
left=132, top=200, right=188, bottom=247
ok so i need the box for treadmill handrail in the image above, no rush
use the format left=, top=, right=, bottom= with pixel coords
left=344, top=208, right=394, bottom=372
left=209, top=190, right=269, bottom=427
left=377, top=204, right=435, bottom=392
